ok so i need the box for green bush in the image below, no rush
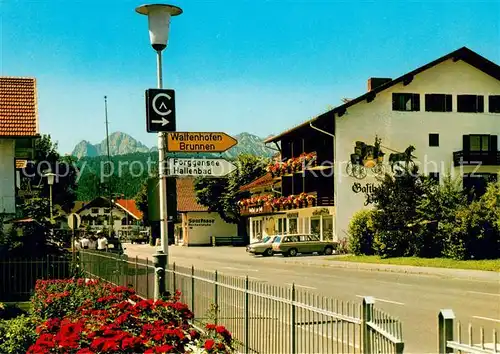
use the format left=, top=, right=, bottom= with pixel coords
left=348, top=209, right=375, bottom=255
left=0, top=315, right=37, bottom=353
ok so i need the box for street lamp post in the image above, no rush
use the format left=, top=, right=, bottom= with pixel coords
left=44, top=172, right=56, bottom=223
left=136, top=3, right=183, bottom=300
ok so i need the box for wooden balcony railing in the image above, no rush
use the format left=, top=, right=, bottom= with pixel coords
left=453, top=151, right=500, bottom=166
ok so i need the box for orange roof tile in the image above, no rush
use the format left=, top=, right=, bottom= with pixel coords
left=240, top=172, right=275, bottom=191
left=115, top=199, right=143, bottom=219
left=176, top=178, right=209, bottom=212
left=0, top=77, right=39, bottom=137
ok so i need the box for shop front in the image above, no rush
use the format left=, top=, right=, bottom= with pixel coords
left=246, top=205, right=336, bottom=243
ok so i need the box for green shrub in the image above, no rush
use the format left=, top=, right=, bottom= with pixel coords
left=0, top=315, right=37, bottom=353
left=348, top=209, right=375, bottom=255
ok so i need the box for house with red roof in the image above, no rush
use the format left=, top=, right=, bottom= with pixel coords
left=0, top=77, right=39, bottom=216
left=73, top=197, right=146, bottom=238
left=174, top=178, right=237, bottom=246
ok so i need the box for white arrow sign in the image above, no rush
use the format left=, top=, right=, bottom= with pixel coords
left=151, top=118, right=170, bottom=126
left=167, top=158, right=238, bottom=177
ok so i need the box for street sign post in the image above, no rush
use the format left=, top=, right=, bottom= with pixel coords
left=167, top=157, right=238, bottom=177
left=145, top=88, right=176, bottom=132
left=68, top=213, right=81, bottom=264
left=167, top=132, right=237, bottom=152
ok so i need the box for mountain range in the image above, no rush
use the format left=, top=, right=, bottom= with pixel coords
left=71, top=132, right=276, bottom=159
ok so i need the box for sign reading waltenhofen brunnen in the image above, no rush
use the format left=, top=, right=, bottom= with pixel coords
left=167, top=132, right=237, bottom=153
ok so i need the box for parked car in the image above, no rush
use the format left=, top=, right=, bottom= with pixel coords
left=246, top=236, right=277, bottom=257
left=272, top=234, right=338, bottom=257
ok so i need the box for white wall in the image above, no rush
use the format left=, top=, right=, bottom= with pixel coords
left=0, top=140, right=15, bottom=215
left=335, top=59, right=500, bottom=239
left=78, top=206, right=133, bottom=230
left=183, top=211, right=237, bottom=245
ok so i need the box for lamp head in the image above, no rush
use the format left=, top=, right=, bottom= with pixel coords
left=44, top=172, right=56, bottom=185
left=135, top=3, right=183, bottom=51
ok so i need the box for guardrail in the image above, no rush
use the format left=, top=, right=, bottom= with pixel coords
left=78, top=251, right=404, bottom=353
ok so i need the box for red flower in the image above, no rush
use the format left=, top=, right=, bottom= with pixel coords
left=154, top=344, right=175, bottom=353
left=204, top=339, right=215, bottom=350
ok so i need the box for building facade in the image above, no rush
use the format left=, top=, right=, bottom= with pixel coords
left=260, top=47, right=500, bottom=242
left=74, top=197, right=145, bottom=237
left=0, top=77, right=38, bottom=217
left=174, top=178, right=237, bottom=246
left=240, top=119, right=336, bottom=243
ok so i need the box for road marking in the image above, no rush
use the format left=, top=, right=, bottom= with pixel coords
left=473, top=316, right=500, bottom=323
left=356, top=295, right=405, bottom=306
left=468, top=291, right=500, bottom=297
left=286, top=283, right=317, bottom=290
left=222, top=266, right=259, bottom=272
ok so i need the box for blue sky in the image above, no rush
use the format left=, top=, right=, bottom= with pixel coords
left=1, top=0, right=499, bottom=154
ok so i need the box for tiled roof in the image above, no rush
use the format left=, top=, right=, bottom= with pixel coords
left=0, top=77, right=39, bottom=137
left=176, top=178, right=208, bottom=212
left=115, top=199, right=143, bottom=220
left=240, top=172, right=275, bottom=191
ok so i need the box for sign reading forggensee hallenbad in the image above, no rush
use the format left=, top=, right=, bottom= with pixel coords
left=167, top=158, right=237, bottom=177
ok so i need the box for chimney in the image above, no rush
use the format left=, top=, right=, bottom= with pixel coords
left=367, top=77, right=392, bottom=91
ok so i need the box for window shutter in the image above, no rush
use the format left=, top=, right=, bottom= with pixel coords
left=490, top=135, right=498, bottom=152
left=463, top=135, right=470, bottom=152
left=392, top=94, right=398, bottom=110
left=477, top=96, right=484, bottom=112
left=446, top=95, right=452, bottom=112
left=412, top=94, right=420, bottom=111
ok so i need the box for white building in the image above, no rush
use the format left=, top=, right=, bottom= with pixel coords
left=0, top=77, right=38, bottom=218
left=262, top=46, right=500, bottom=242
left=174, top=178, right=238, bottom=246
left=74, top=197, right=146, bottom=237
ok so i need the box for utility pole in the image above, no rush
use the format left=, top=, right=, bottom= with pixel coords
left=104, top=96, right=113, bottom=238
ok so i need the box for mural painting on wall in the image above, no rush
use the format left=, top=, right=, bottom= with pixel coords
left=346, top=136, right=417, bottom=179
left=346, top=136, right=386, bottom=179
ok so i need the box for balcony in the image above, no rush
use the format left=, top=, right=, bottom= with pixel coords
left=453, top=151, right=500, bottom=167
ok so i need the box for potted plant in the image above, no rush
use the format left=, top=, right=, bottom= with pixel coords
left=306, top=194, right=317, bottom=207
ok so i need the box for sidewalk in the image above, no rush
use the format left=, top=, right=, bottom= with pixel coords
left=283, top=256, right=500, bottom=281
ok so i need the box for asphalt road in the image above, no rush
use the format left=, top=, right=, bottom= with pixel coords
left=124, top=244, right=500, bottom=353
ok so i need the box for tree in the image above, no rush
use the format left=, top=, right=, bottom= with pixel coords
left=369, top=165, right=430, bottom=257
left=194, top=154, right=268, bottom=229
left=20, top=135, right=78, bottom=213
left=415, top=175, right=467, bottom=257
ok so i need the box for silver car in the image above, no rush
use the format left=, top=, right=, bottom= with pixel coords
left=246, top=236, right=276, bottom=257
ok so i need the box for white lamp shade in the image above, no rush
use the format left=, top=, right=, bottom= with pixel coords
left=148, top=7, right=172, bottom=48
left=46, top=173, right=55, bottom=185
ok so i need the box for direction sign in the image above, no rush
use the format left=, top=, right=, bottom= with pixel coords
left=68, top=213, right=81, bottom=230
left=167, top=132, right=237, bottom=153
left=145, top=89, right=176, bottom=133
left=167, top=158, right=238, bottom=177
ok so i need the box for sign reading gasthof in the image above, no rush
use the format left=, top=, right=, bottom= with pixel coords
left=167, top=132, right=237, bottom=152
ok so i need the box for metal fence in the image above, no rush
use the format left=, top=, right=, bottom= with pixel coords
left=0, top=255, right=72, bottom=301
left=78, top=250, right=404, bottom=353
left=438, top=309, right=499, bottom=354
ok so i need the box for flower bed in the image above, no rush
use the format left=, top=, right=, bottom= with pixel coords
left=28, top=279, right=234, bottom=353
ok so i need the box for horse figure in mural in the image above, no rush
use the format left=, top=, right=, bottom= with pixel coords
left=389, top=145, right=416, bottom=172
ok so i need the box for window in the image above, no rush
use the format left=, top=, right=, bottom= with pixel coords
left=392, top=93, right=420, bottom=111
left=288, top=218, right=298, bottom=234
left=322, top=216, right=334, bottom=241
left=104, top=208, right=111, bottom=214
left=489, top=95, right=500, bottom=113
left=463, top=173, right=497, bottom=199
left=429, top=133, right=439, bottom=147
left=429, top=172, right=440, bottom=183
left=425, top=94, right=452, bottom=112
left=469, top=135, right=490, bottom=152
left=91, top=208, right=99, bottom=214
left=457, top=95, right=484, bottom=113
left=310, top=217, right=321, bottom=238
